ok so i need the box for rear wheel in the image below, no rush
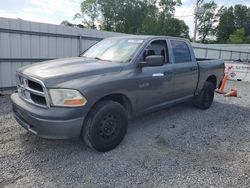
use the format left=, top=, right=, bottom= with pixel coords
left=193, top=81, right=215, bottom=110
left=82, top=100, right=128, bottom=152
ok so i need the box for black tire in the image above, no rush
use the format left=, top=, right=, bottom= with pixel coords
left=193, top=81, right=215, bottom=110
left=82, top=100, right=128, bottom=152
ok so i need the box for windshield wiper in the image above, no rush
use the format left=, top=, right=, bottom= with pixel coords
left=93, top=57, right=111, bottom=62
left=82, top=56, right=113, bottom=62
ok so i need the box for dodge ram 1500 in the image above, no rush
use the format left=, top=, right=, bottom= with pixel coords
left=11, top=36, right=225, bottom=152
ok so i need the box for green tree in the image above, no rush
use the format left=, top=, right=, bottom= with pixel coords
left=234, top=5, right=250, bottom=35
left=158, top=0, right=181, bottom=16
left=140, top=3, right=159, bottom=34
left=140, top=0, right=189, bottom=37
left=61, top=21, right=85, bottom=28
left=61, top=20, right=75, bottom=27
left=196, top=1, right=218, bottom=43
left=74, top=0, right=100, bottom=29
left=63, top=0, right=189, bottom=38
left=156, top=0, right=189, bottom=37
left=114, top=0, right=148, bottom=34
left=228, top=28, right=246, bottom=44
left=97, top=0, right=120, bottom=31
left=98, top=0, right=157, bottom=34
left=216, top=6, right=235, bottom=43
left=217, top=4, right=250, bottom=43
left=169, top=18, right=189, bottom=38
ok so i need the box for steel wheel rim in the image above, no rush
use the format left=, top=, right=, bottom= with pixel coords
left=98, top=113, right=120, bottom=140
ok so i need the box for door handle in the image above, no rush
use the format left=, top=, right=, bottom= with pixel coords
left=152, top=71, right=173, bottom=77
left=152, top=73, right=164, bottom=77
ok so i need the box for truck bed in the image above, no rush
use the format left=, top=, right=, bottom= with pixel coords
left=196, top=58, right=225, bottom=95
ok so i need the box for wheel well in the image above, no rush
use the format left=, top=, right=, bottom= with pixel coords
left=95, top=94, right=133, bottom=118
left=206, top=75, right=217, bottom=87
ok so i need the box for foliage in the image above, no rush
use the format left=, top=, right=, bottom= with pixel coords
left=74, top=0, right=100, bottom=29
left=228, top=28, right=246, bottom=44
left=158, top=0, right=182, bottom=16
left=216, top=6, right=235, bottom=43
left=196, top=1, right=218, bottom=43
left=62, top=1, right=250, bottom=44
left=217, top=4, right=250, bottom=43
left=234, top=5, right=250, bottom=34
left=71, top=0, right=189, bottom=38
left=61, top=21, right=84, bottom=28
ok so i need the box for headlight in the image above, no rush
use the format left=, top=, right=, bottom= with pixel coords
left=49, top=89, right=87, bottom=107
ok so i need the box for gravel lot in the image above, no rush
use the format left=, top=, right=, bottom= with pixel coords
left=1, top=81, right=250, bottom=188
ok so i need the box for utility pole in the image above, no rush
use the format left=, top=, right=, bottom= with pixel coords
left=194, top=0, right=204, bottom=42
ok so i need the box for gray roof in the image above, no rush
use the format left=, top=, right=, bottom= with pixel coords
left=109, top=35, right=190, bottom=42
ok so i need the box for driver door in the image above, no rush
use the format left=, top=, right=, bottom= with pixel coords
left=136, top=39, right=175, bottom=113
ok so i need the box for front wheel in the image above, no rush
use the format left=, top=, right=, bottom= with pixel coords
left=193, top=81, right=215, bottom=110
left=82, top=100, right=128, bottom=152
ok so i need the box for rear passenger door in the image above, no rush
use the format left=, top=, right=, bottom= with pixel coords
left=169, top=40, right=198, bottom=99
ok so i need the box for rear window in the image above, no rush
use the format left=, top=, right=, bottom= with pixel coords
left=171, top=40, right=191, bottom=63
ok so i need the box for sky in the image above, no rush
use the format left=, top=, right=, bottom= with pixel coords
left=176, top=0, right=250, bottom=38
left=0, top=0, right=250, bottom=37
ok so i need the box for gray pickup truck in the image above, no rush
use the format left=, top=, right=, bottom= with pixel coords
left=11, top=36, right=224, bottom=152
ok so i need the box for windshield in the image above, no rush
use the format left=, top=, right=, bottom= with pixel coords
left=82, top=38, right=144, bottom=62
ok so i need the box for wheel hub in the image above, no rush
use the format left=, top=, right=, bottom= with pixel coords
left=99, top=114, right=119, bottom=139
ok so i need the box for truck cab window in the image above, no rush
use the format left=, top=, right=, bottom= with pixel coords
left=143, top=40, right=169, bottom=63
left=170, top=40, right=191, bottom=63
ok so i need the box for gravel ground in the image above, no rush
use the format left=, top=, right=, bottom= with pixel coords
left=1, top=81, right=250, bottom=188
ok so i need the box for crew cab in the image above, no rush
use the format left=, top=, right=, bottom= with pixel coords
left=11, top=36, right=225, bottom=152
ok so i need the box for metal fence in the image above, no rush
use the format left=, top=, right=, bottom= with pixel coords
left=0, top=17, right=126, bottom=90
left=0, top=17, right=250, bottom=90
left=192, top=44, right=250, bottom=61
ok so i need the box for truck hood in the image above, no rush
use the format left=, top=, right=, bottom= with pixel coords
left=18, top=57, right=125, bottom=82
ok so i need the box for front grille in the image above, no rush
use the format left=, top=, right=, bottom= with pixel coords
left=17, top=74, right=50, bottom=108
left=28, top=80, right=43, bottom=92
left=30, top=93, right=47, bottom=105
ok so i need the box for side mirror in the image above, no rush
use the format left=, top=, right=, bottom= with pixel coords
left=139, top=55, right=164, bottom=67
